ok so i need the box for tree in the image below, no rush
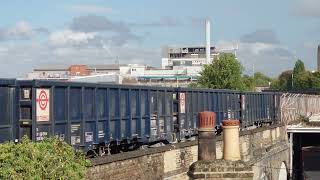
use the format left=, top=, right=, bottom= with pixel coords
left=197, top=53, right=246, bottom=90
left=276, top=70, right=293, bottom=91
left=292, top=60, right=311, bottom=90
left=293, top=59, right=305, bottom=75
left=294, top=71, right=312, bottom=90
left=254, top=72, right=272, bottom=87
left=270, top=78, right=281, bottom=89
left=272, top=59, right=316, bottom=91
left=242, top=75, right=255, bottom=91
left=309, top=71, right=320, bottom=88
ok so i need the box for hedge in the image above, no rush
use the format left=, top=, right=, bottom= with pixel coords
left=0, top=137, right=90, bottom=179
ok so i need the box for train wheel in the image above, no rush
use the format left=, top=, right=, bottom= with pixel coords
left=170, top=133, right=178, bottom=143
left=98, top=146, right=105, bottom=156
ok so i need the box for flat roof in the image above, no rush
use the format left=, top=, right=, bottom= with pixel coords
left=287, top=127, right=320, bottom=133
left=34, top=64, right=154, bottom=71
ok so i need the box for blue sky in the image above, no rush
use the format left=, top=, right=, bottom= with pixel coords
left=0, top=0, right=319, bottom=77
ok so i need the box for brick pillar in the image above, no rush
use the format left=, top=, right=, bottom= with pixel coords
left=198, top=111, right=216, bottom=161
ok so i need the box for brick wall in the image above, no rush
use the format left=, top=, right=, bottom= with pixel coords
left=86, top=125, right=288, bottom=180
left=68, top=65, right=91, bottom=76
left=87, top=153, right=164, bottom=180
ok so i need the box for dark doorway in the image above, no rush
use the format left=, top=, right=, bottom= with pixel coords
left=292, top=133, right=320, bottom=180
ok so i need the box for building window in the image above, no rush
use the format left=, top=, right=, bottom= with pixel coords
left=132, top=68, right=136, bottom=71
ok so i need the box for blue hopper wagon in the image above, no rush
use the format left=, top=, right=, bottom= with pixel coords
left=0, top=79, right=281, bottom=155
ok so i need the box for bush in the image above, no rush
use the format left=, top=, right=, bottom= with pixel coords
left=0, top=137, right=90, bottom=179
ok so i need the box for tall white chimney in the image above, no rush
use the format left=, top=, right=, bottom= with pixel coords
left=205, top=20, right=211, bottom=64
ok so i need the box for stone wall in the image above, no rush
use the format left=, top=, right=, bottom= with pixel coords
left=86, top=141, right=198, bottom=180
left=239, top=126, right=289, bottom=180
left=86, top=125, right=289, bottom=180
left=86, top=152, right=163, bottom=180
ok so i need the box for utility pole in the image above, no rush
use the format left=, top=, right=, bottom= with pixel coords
left=291, top=73, right=294, bottom=89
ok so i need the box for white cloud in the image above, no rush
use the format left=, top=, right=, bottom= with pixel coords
left=49, top=30, right=96, bottom=46
left=130, top=16, right=182, bottom=27
left=215, top=40, right=237, bottom=50
left=241, top=42, right=275, bottom=55
left=216, top=40, right=295, bottom=76
left=69, top=15, right=140, bottom=46
left=213, top=29, right=298, bottom=76
left=8, top=21, right=33, bottom=36
left=0, top=21, right=34, bottom=41
left=240, top=43, right=294, bottom=76
left=0, top=39, right=159, bottom=78
left=293, top=0, right=320, bottom=16
left=71, top=5, right=112, bottom=14
left=0, top=47, right=8, bottom=54
left=240, top=30, right=279, bottom=44
left=303, top=41, right=318, bottom=49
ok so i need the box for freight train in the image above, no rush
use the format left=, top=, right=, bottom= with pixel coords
left=0, top=79, right=281, bottom=155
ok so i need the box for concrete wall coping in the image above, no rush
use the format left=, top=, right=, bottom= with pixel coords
left=90, top=123, right=283, bottom=166
left=90, top=140, right=197, bottom=166
left=239, top=123, right=283, bottom=136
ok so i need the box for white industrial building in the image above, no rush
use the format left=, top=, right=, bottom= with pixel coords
left=161, top=46, right=219, bottom=69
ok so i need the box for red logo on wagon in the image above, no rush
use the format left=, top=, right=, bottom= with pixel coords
left=36, top=90, right=49, bottom=110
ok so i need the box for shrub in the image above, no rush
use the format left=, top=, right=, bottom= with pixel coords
left=0, top=137, right=90, bottom=179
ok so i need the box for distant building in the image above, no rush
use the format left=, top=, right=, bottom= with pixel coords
left=255, top=86, right=270, bottom=92
left=161, top=46, right=220, bottom=69
left=25, top=46, right=236, bottom=87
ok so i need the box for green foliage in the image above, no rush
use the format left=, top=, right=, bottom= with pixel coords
left=0, top=137, right=90, bottom=180
left=293, top=59, right=305, bottom=75
left=276, top=70, right=293, bottom=91
left=254, top=72, right=272, bottom=87
left=293, top=71, right=312, bottom=90
left=292, top=59, right=310, bottom=90
left=188, top=82, right=199, bottom=88
left=271, top=59, right=320, bottom=91
left=197, top=53, right=247, bottom=90
left=242, top=75, right=255, bottom=91
left=270, top=78, right=281, bottom=89
left=309, top=71, right=320, bottom=88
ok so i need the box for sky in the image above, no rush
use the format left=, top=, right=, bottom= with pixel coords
left=0, top=0, right=320, bottom=77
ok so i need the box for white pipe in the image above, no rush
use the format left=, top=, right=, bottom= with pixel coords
left=289, top=132, right=293, bottom=178
left=205, top=20, right=211, bottom=64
